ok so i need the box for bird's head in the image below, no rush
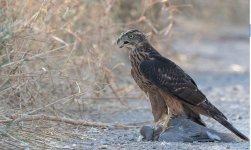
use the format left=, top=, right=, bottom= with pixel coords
left=117, top=29, right=147, bottom=49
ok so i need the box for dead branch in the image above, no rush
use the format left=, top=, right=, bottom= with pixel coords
left=0, top=114, right=109, bottom=128
left=103, top=66, right=128, bottom=106
left=1, top=44, right=73, bottom=68
left=0, top=114, right=138, bottom=129
left=25, top=92, right=86, bottom=115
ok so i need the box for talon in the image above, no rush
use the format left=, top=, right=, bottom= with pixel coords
left=152, top=112, right=172, bottom=140
left=153, top=125, right=163, bottom=141
left=162, top=125, right=174, bottom=132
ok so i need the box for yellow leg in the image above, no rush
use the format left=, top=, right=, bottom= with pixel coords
left=156, top=108, right=171, bottom=131
left=153, top=109, right=171, bottom=140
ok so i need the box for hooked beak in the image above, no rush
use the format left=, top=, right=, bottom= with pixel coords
left=117, top=33, right=129, bottom=48
left=117, top=38, right=124, bottom=48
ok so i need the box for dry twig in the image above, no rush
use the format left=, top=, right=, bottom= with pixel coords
left=0, top=114, right=138, bottom=129
left=0, top=114, right=109, bottom=128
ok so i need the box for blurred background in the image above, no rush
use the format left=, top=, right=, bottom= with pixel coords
left=0, top=0, right=249, bottom=149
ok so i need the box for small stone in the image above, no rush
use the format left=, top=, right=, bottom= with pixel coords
left=237, top=115, right=242, bottom=120
left=99, top=145, right=108, bottom=149
left=100, top=141, right=109, bottom=145
left=233, top=85, right=243, bottom=91
left=137, top=135, right=143, bottom=142
left=226, top=146, right=230, bottom=149
left=90, top=142, right=94, bottom=146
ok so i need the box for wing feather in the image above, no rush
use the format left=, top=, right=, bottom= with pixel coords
left=140, top=56, right=204, bottom=106
left=140, top=55, right=227, bottom=119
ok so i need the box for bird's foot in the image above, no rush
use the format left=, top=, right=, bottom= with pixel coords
left=152, top=114, right=171, bottom=140
left=152, top=124, right=164, bottom=141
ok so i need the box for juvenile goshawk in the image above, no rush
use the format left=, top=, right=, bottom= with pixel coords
left=117, top=29, right=249, bottom=141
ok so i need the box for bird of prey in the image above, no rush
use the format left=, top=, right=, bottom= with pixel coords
left=117, top=29, right=249, bottom=141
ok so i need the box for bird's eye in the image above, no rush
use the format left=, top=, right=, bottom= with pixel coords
left=129, top=35, right=134, bottom=38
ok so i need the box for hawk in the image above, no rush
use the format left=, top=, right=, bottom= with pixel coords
left=117, top=29, right=249, bottom=141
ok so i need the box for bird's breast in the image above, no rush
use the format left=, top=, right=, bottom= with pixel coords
left=129, top=50, right=157, bottom=92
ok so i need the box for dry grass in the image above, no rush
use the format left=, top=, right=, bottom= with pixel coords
left=0, top=0, right=248, bottom=148
left=0, top=0, right=176, bottom=148
left=0, top=0, right=176, bottom=113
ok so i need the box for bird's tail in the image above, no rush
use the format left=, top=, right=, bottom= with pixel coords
left=213, top=116, right=249, bottom=141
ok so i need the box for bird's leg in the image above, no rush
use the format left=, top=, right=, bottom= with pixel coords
left=152, top=109, right=171, bottom=140
left=147, top=92, right=170, bottom=140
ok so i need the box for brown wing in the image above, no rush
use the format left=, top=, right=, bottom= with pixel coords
left=139, top=55, right=226, bottom=120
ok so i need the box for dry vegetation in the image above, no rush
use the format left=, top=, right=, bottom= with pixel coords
left=0, top=0, right=248, bottom=149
